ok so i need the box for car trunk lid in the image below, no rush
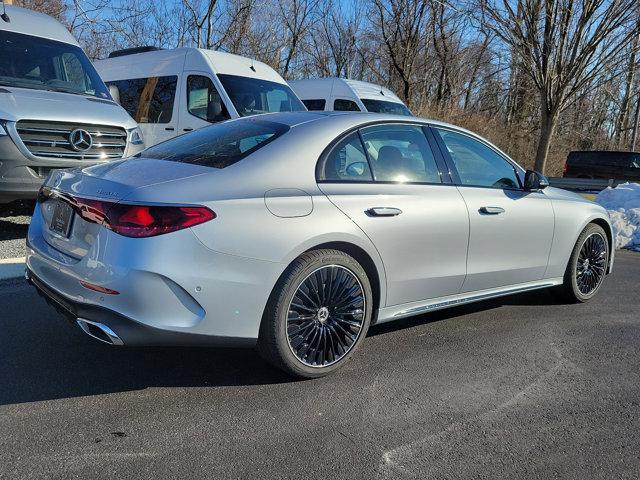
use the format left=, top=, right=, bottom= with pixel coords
left=39, top=159, right=213, bottom=258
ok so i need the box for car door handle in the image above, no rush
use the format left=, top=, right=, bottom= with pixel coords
left=164, top=127, right=175, bottom=131
left=479, top=206, right=505, bottom=215
left=183, top=128, right=193, bottom=132
left=365, top=207, right=403, bottom=217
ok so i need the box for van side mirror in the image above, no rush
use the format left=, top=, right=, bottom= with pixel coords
left=108, top=85, right=120, bottom=105
left=524, top=170, right=549, bottom=190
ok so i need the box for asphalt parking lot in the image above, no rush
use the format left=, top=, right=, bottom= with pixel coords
left=0, top=202, right=31, bottom=261
left=0, top=210, right=639, bottom=480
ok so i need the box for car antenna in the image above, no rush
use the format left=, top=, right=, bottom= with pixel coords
left=1, top=1, right=10, bottom=23
left=250, top=59, right=256, bottom=73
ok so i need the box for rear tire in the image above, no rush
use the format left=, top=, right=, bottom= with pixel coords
left=557, top=223, right=609, bottom=303
left=258, top=249, right=373, bottom=378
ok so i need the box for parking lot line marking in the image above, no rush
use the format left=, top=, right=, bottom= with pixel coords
left=0, top=257, right=26, bottom=264
left=0, top=257, right=26, bottom=280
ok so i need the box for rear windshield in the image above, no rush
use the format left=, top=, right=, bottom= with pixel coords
left=139, top=119, right=289, bottom=168
left=217, top=74, right=305, bottom=117
left=361, top=99, right=412, bottom=116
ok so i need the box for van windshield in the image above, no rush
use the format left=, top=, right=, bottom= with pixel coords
left=361, top=99, right=412, bottom=116
left=217, top=74, right=305, bottom=117
left=0, top=30, right=110, bottom=99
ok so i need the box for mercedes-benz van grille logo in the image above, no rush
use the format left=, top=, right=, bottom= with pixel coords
left=69, top=129, right=93, bottom=152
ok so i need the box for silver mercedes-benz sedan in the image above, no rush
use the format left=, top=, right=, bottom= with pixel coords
left=26, top=112, right=614, bottom=377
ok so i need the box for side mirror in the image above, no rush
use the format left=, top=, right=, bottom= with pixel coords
left=524, top=170, right=549, bottom=190
left=108, top=84, right=120, bottom=104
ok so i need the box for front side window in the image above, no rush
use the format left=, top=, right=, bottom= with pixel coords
left=0, top=30, right=109, bottom=98
left=318, top=132, right=373, bottom=182
left=302, top=99, right=326, bottom=111
left=333, top=99, right=361, bottom=111
left=140, top=119, right=288, bottom=169
left=107, top=76, right=177, bottom=124
left=435, top=129, right=521, bottom=189
left=360, top=124, right=441, bottom=183
left=216, top=74, right=305, bottom=117
left=187, top=75, right=230, bottom=123
left=361, top=99, right=412, bottom=116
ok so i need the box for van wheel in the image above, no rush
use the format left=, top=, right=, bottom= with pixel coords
left=557, top=223, right=609, bottom=303
left=258, top=249, right=373, bottom=378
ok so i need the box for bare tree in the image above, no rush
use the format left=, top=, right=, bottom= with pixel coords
left=371, top=0, right=429, bottom=101
left=182, top=0, right=218, bottom=48
left=12, top=0, right=66, bottom=18
left=215, top=0, right=254, bottom=53
left=309, top=0, right=362, bottom=77
left=277, top=0, right=319, bottom=79
left=482, top=0, right=640, bottom=173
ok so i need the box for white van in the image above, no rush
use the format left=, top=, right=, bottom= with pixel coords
left=0, top=5, right=143, bottom=204
left=94, top=47, right=306, bottom=146
left=288, top=78, right=412, bottom=116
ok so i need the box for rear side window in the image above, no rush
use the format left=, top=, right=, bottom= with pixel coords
left=140, top=119, right=288, bottom=169
left=318, top=132, right=373, bottom=182
left=302, top=99, right=326, bottom=111
left=107, top=76, right=177, bottom=123
left=360, top=124, right=441, bottom=183
left=187, top=75, right=230, bottom=123
left=334, top=99, right=361, bottom=111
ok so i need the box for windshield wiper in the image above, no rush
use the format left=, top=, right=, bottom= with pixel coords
left=0, top=81, right=96, bottom=97
left=45, top=86, right=94, bottom=97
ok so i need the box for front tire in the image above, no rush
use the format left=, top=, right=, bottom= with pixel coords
left=558, top=223, right=609, bottom=303
left=258, top=249, right=373, bottom=378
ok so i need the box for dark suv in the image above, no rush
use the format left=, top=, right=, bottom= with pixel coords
left=563, top=151, right=640, bottom=181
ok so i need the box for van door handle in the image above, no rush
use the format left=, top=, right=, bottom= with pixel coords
left=365, top=207, right=403, bottom=217
left=183, top=128, right=193, bottom=132
left=164, top=127, right=175, bottom=131
left=479, top=206, right=505, bottom=215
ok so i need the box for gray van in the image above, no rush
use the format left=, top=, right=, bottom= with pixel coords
left=0, top=5, right=144, bottom=204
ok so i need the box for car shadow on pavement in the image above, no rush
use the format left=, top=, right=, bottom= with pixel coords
left=0, top=282, right=293, bottom=406
left=368, top=288, right=565, bottom=337
left=1, top=280, right=567, bottom=406
left=0, top=220, right=29, bottom=242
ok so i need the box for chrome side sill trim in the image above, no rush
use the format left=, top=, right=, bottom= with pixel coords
left=376, top=278, right=563, bottom=324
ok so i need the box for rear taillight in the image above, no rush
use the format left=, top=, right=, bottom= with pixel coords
left=563, top=162, right=569, bottom=174
left=39, top=188, right=215, bottom=238
left=104, top=203, right=215, bottom=238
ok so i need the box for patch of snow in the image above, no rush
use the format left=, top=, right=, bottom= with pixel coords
left=595, top=182, right=640, bottom=252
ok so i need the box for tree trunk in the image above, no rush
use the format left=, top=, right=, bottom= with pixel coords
left=534, top=107, right=558, bottom=173
left=630, top=92, right=640, bottom=151
left=615, top=35, right=638, bottom=146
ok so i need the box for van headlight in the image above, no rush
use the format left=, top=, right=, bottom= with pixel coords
left=128, top=126, right=144, bottom=145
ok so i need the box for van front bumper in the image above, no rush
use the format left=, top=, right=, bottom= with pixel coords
left=0, top=134, right=96, bottom=203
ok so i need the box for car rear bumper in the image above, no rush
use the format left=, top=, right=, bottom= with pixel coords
left=26, top=203, right=282, bottom=346
left=26, top=267, right=256, bottom=347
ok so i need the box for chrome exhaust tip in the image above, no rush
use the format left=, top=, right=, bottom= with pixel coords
left=76, top=318, right=124, bottom=346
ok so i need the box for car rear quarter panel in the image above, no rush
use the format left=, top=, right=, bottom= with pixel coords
left=124, top=119, right=390, bottom=309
